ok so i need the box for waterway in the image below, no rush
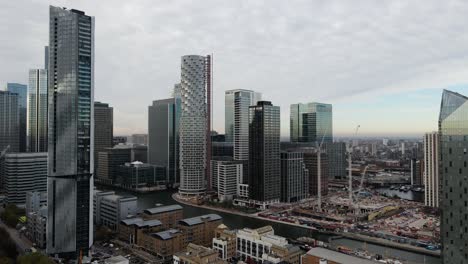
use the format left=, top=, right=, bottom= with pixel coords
left=111, top=189, right=440, bottom=264
left=376, top=187, right=425, bottom=202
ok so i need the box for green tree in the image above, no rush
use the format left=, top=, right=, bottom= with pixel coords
left=16, top=253, right=53, bottom=264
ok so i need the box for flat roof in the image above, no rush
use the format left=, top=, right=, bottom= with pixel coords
left=144, top=204, right=183, bottom=215
left=179, top=214, right=222, bottom=226
left=305, top=247, right=377, bottom=264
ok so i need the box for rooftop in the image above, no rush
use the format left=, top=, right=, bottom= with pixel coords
left=179, top=214, right=222, bottom=226
left=121, top=217, right=162, bottom=228
left=152, top=229, right=181, bottom=240
left=144, top=204, right=183, bottom=215
left=304, top=247, right=377, bottom=264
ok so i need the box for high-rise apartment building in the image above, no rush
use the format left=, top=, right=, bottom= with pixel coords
left=423, top=132, right=439, bottom=208
left=225, top=89, right=261, bottom=153
left=94, top=102, right=113, bottom=171
left=0, top=91, right=19, bottom=152
left=280, top=152, right=309, bottom=203
left=28, top=69, right=48, bottom=152
left=249, top=101, right=280, bottom=204
left=290, top=102, right=332, bottom=143
left=438, top=90, right=468, bottom=263
left=47, top=6, right=94, bottom=257
left=6, top=83, right=27, bottom=152
left=179, top=55, right=212, bottom=195
left=303, top=150, right=329, bottom=197
left=148, top=97, right=181, bottom=186
left=324, top=142, right=346, bottom=179
left=212, top=159, right=243, bottom=202
left=2, top=153, right=47, bottom=205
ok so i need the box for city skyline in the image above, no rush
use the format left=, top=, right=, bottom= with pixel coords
left=3, top=1, right=468, bottom=137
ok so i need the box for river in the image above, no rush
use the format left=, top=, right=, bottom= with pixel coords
left=111, top=189, right=440, bottom=264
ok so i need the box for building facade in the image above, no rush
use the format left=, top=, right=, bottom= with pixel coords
left=142, top=204, right=183, bottom=229
left=93, top=190, right=137, bottom=231
left=47, top=6, right=94, bottom=257
left=324, top=142, right=347, bottom=179
left=174, top=243, right=227, bottom=264
left=116, top=162, right=166, bottom=189
left=6, top=83, right=27, bottom=152
left=94, top=102, right=113, bottom=171
left=0, top=91, right=19, bottom=152
left=290, top=102, right=332, bottom=143
left=148, top=97, right=181, bottom=186
left=96, top=147, right=131, bottom=182
left=236, top=226, right=288, bottom=263
left=3, top=153, right=47, bottom=205
left=249, top=101, right=280, bottom=203
left=27, top=69, right=48, bottom=152
left=212, top=159, right=243, bottom=201
left=303, top=150, right=329, bottom=197
left=179, top=55, right=211, bottom=195
left=280, top=152, right=309, bottom=203
left=438, top=90, right=468, bottom=264
left=423, top=132, right=439, bottom=208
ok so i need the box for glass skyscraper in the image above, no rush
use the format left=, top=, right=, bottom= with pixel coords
left=47, top=6, right=94, bottom=258
left=248, top=101, right=280, bottom=204
left=0, top=91, right=19, bottom=152
left=439, top=90, right=468, bottom=264
left=6, top=83, right=27, bottom=152
left=94, top=102, right=113, bottom=172
left=290, top=102, right=333, bottom=143
left=148, top=93, right=181, bottom=186
left=28, top=69, right=48, bottom=152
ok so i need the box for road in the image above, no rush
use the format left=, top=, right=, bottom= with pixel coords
left=0, top=219, right=32, bottom=254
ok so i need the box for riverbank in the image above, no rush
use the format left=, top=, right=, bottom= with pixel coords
left=173, top=193, right=440, bottom=258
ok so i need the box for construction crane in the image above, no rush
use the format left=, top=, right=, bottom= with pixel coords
left=354, top=165, right=370, bottom=215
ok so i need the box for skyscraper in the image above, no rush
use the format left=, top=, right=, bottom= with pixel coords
left=47, top=6, right=94, bottom=257
left=179, top=55, right=211, bottom=195
left=94, top=102, right=113, bottom=171
left=0, top=91, right=19, bottom=152
left=438, top=90, right=468, bottom=263
left=280, top=152, right=309, bottom=203
left=290, top=102, right=332, bottom=143
left=28, top=69, right=48, bottom=152
left=6, top=83, right=27, bottom=152
left=303, top=150, right=329, bottom=197
left=423, top=132, right=439, bottom=208
left=148, top=95, right=181, bottom=186
left=324, top=142, right=346, bottom=179
left=248, top=101, right=280, bottom=205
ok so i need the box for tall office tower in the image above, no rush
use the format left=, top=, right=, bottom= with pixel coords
left=47, top=6, right=94, bottom=257
left=290, top=102, right=332, bottom=143
left=423, top=132, right=439, bottom=208
left=44, top=46, right=49, bottom=70
left=3, top=153, right=47, bottom=205
left=28, top=69, right=48, bottom=152
left=94, top=102, right=113, bottom=171
left=280, top=152, right=309, bottom=203
left=224, top=89, right=261, bottom=145
left=324, top=142, right=346, bottom=179
left=179, top=55, right=212, bottom=195
left=410, top=159, right=423, bottom=186
left=303, top=150, right=329, bottom=196
left=0, top=91, right=19, bottom=152
left=148, top=97, right=181, bottom=186
left=6, top=83, right=27, bottom=152
left=439, top=90, right=468, bottom=263
left=248, top=101, right=280, bottom=204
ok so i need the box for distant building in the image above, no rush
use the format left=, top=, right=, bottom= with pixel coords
left=423, top=132, right=439, bottom=208
left=174, top=243, right=228, bottom=264
left=410, top=159, right=423, bottom=186
left=148, top=97, right=181, bottom=186
left=3, top=152, right=47, bottom=205
left=116, top=162, right=166, bottom=189
left=324, top=142, right=347, bottom=179
left=249, top=101, right=281, bottom=206
left=26, top=191, right=47, bottom=215
left=94, top=102, right=113, bottom=171
left=27, top=70, right=48, bottom=152
left=131, top=144, right=148, bottom=163
left=290, top=102, right=332, bottom=143
left=212, top=142, right=234, bottom=158
left=130, top=134, right=148, bottom=145
left=280, top=152, right=309, bottom=203
left=93, top=190, right=137, bottom=231
left=236, top=226, right=289, bottom=263
left=6, top=83, right=27, bottom=152
left=0, top=91, right=19, bottom=152
left=439, top=90, right=468, bottom=263
left=303, top=150, right=329, bottom=197
left=113, top=136, right=127, bottom=146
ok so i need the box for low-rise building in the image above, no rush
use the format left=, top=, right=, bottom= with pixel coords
left=212, top=224, right=237, bottom=261
left=94, top=190, right=137, bottom=230
left=119, top=218, right=163, bottom=244
left=116, top=161, right=166, bottom=189
left=142, top=204, right=183, bottom=229
left=25, top=191, right=47, bottom=215
left=236, top=226, right=290, bottom=263
left=301, top=247, right=377, bottom=264
left=262, top=244, right=302, bottom=264
left=173, top=243, right=228, bottom=264
left=140, top=229, right=184, bottom=261
left=178, top=214, right=223, bottom=247
left=26, top=206, right=47, bottom=249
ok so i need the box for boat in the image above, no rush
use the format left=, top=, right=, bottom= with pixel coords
left=337, top=246, right=353, bottom=254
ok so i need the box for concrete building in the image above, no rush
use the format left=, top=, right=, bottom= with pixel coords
left=249, top=101, right=281, bottom=206
left=280, top=152, right=309, bottom=203
left=324, top=142, right=347, bottom=180
left=2, top=153, right=47, bottom=205
left=236, top=226, right=289, bottom=263
left=212, top=224, right=237, bottom=261
left=5, top=83, right=27, bottom=152
left=116, top=161, right=166, bottom=190
left=410, top=159, right=423, bottom=186
left=0, top=91, right=19, bottom=152
left=27, top=70, right=48, bottom=152
left=303, top=150, right=329, bottom=197
left=93, top=190, right=137, bottom=231
left=26, top=191, right=47, bottom=215
left=148, top=97, right=181, bottom=186
left=179, top=55, right=211, bottom=195
left=301, top=247, right=376, bottom=264
left=26, top=206, right=47, bottom=249
left=130, top=134, right=148, bottom=145
left=438, top=90, right=468, bottom=263
left=97, top=147, right=131, bottom=183
left=142, top=204, right=183, bottom=229
left=423, top=132, right=439, bottom=208
left=174, top=243, right=228, bottom=264
left=47, top=6, right=94, bottom=257
left=290, top=102, right=332, bottom=143
left=211, top=159, right=243, bottom=201
left=94, top=102, right=113, bottom=172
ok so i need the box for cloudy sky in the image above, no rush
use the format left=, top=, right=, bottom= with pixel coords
left=2, top=0, right=468, bottom=137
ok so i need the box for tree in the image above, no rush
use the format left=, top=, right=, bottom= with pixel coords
left=16, top=253, right=54, bottom=264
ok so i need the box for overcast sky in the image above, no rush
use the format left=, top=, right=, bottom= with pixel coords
left=2, top=0, right=468, bottom=137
